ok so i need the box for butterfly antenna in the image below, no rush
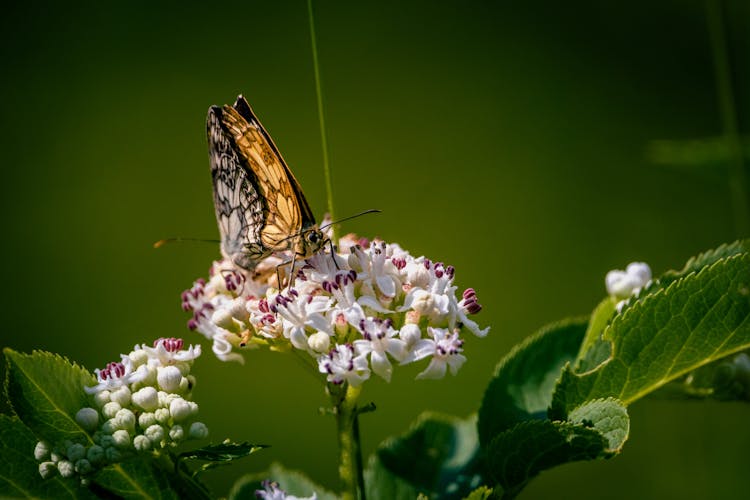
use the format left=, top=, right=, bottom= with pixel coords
left=319, top=209, right=382, bottom=230
left=153, top=237, right=221, bottom=249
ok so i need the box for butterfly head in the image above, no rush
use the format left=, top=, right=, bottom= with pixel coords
left=297, top=226, right=328, bottom=259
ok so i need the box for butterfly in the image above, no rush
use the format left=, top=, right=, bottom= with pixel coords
left=207, top=95, right=327, bottom=271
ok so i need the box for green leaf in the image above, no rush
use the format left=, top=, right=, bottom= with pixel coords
left=179, top=440, right=267, bottom=475
left=229, top=463, right=336, bottom=500
left=365, top=412, right=481, bottom=500
left=567, top=398, right=629, bottom=451
left=92, top=459, right=178, bottom=500
left=576, top=298, right=616, bottom=364
left=484, top=420, right=607, bottom=499
left=653, top=350, right=750, bottom=401
left=4, top=349, right=96, bottom=445
left=477, top=318, right=587, bottom=447
left=550, top=253, right=750, bottom=419
left=483, top=399, right=628, bottom=498
left=0, top=414, right=95, bottom=499
left=661, top=239, right=750, bottom=287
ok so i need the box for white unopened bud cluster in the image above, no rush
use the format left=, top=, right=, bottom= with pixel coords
left=34, top=338, right=207, bottom=481
left=605, top=261, right=652, bottom=311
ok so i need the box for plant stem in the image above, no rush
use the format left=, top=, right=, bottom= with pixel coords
left=332, top=383, right=365, bottom=500
left=706, top=0, right=749, bottom=236
left=307, top=0, right=336, bottom=238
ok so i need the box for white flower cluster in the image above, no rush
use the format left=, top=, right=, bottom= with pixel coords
left=34, top=338, right=206, bottom=481
left=255, top=480, right=317, bottom=500
left=605, top=261, right=652, bottom=310
left=183, top=235, right=489, bottom=384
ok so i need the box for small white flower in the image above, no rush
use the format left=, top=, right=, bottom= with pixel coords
left=85, top=356, right=148, bottom=395
left=188, top=422, right=209, bottom=439
left=101, top=402, right=122, bottom=420
left=411, top=328, right=467, bottom=380
left=140, top=337, right=201, bottom=367
left=34, top=441, right=50, bottom=461
left=39, top=461, right=57, bottom=478
left=353, top=317, right=407, bottom=382
left=132, top=387, right=159, bottom=411
left=57, top=459, right=75, bottom=478
left=318, top=344, right=370, bottom=386
left=255, top=479, right=317, bottom=500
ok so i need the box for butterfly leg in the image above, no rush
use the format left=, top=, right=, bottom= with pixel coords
left=327, top=238, right=340, bottom=270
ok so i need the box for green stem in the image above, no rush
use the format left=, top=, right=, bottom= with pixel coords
left=307, top=0, right=337, bottom=239
left=331, top=383, right=365, bottom=500
left=706, top=0, right=749, bottom=236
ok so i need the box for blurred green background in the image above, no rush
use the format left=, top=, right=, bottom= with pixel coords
left=1, top=0, right=748, bottom=498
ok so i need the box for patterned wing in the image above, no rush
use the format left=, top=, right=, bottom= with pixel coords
left=220, top=96, right=317, bottom=250
left=207, top=105, right=267, bottom=269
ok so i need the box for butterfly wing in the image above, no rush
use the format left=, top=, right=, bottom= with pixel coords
left=207, top=104, right=268, bottom=268
left=220, top=96, right=317, bottom=250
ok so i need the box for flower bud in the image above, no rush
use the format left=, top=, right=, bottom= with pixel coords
left=138, top=412, right=156, bottom=429
left=188, top=422, right=209, bottom=440
left=132, top=387, right=159, bottom=411
left=57, top=459, right=75, bottom=478
left=105, top=446, right=121, bottom=462
left=128, top=348, right=149, bottom=367
left=133, top=435, right=152, bottom=451
left=34, top=441, right=50, bottom=461
left=145, top=424, right=165, bottom=443
left=99, top=434, right=115, bottom=448
left=93, top=390, right=111, bottom=408
left=74, top=459, right=92, bottom=474
left=155, top=408, right=171, bottom=424
left=87, top=445, right=104, bottom=464
left=399, top=323, right=422, bottom=347
left=102, top=402, right=122, bottom=420
left=626, top=262, right=651, bottom=286
left=115, top=408, right=136, bottom=431
left=67, top=443, right=86, bottom=462
left=157, top=366, right=183, bottom=392
left=110, top=386, right=132, bottom=407
left=38, top=461, right=57, bottom=478
left=169, top=425, right=184, bottom=442
left=178, top=377, right=191, bottom=393
left=170, top=398, right=192, bottom=422
left=112, top=430, right=131, bottom=449
left=308, top=332, right=330, bottom=353
left=75, top=408, right=100, bottom=432
left=101, top=418, right=118, bottom=435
